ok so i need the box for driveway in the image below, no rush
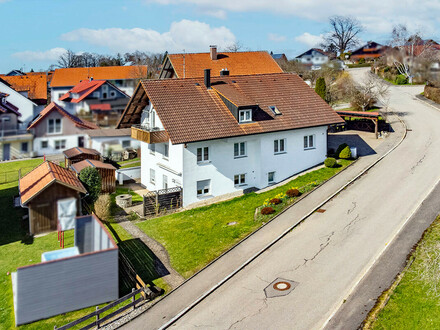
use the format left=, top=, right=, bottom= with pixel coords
left=162, top=69, right=440, bottom=329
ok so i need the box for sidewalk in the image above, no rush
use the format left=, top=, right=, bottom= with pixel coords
left=120, top=114, right=405, bottom=329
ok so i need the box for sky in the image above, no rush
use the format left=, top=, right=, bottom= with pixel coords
left=1, top=0, right=440, bottom=73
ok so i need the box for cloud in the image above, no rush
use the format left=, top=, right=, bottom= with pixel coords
left=12, top=47, right=67, bottom=62
left=61, top=20, right=236, bottom=53
left=294, top=33, right=324, bottom=47
left=268, top=33, right=286, bottom=43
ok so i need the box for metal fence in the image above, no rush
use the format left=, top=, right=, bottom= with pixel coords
left=143, top=187, right=183, bottom=216
left=0, top=166, right=36, bottom=184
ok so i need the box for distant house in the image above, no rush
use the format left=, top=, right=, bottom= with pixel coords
left=19, top=161, right=87, bottom=234
left=0, top=72, right=50, bottom=106
left=159, top=46, right=283, bottom=79
left=296, top=48, right=333, bottom=70
left=0, top=92, right=33, bottom=160
left=50, top=65, right=148, bottom=103
left=270, top=52, right=288, bottom=65
left=5, top=69, right=25, bottom=76
left=350, top=41, right=388, bottom=62
left=71, top=159, right=116, bottom=193
left=118, top=71, right=343, bottom=206
left=58, top=79, right=130, bottom=126
left=27, top=102, right=99, bottom=156
left=84, top=128, right=140, bottom=157
left=63, top=146, right=101, bottom=168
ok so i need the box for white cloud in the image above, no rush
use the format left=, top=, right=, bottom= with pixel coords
left=61, top=20, right=236, bottom=53
left=268, top=33, right=286, bottom=43
left=12, top=47, right=67, bottom=62
left=294, top=33, right=324, bottom=47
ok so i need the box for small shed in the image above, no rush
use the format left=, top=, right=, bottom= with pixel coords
left=71, top=159, right=116, bottom=193
left=19, top=161, right=87, bottom=235
left=63, top=147, right=101, bottom=168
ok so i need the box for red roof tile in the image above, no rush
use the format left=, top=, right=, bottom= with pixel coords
left=63, top=147, right=101, bottom=158
left=0, top=73, right=48, bottom=100
left=71, top=159, right=116, bottom=173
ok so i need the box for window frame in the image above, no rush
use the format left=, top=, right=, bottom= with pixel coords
left=234, top=173, right=247, bottom=186
left=54, top=139, right=66, bottom=150
left=163, top=143, right=169, bottom=159
left=268, top=171, right=275, bottom=185
left=47, top=118, right=62, bottom=135
left=304, top=134, right=315, bottom=150
left=274, top=138, right=286, bottom=154
left=21, top=142, right=28, bottom=153
left=163, top=174, right=168, bottom=190
left=122, top=140, right=130, bottom=148
left=41, top=140, right=48, bottom=149
left=149, top=143, right=155, bottom=155
left=197, top=146, right=210, bottom=163
left=197, top=179, right=211, bottom=197
left=238, top=109, right=252, bottom=123
left=150, top=168, right=156, bottom=184
left=234, top=142, right=247, bottom=158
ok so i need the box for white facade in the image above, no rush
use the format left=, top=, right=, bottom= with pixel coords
left=297, top=50, right=329, bottom=70
left=87, top=135, right=141, bottom=155
left=34, top=134, right=87, bottom=156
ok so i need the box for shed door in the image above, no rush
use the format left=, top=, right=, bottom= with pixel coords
left=31, top=203, right=57, bottom=234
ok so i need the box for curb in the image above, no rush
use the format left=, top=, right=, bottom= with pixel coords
left=160, top=114, right=407, bottom=329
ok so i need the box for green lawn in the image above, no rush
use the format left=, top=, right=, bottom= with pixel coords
left=371, top=216, right=440, bottom=329
left=137, top=160, right=352, bottom=278
left=117, top=157, right=140, bottom=166
left=109, top=187, right=143, bottom=221
left=120, top=161, right=141, bottom=169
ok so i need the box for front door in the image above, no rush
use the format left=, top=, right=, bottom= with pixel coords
left=3, top=143, right=10, bottom=160
left=78, top=136, right=84, bottom=148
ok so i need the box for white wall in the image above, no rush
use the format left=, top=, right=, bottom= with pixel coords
left=88, top=136, right=140, bottom=155
left=34, top=134, right=87, bottom=156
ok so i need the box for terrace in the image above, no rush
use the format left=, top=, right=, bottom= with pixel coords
left=131, top=124, right=168, bottom=144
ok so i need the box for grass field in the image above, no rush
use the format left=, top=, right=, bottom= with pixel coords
left=371, top=216, right=440, bottom=329
left=120, top=161, right=141, bottom=169
left=137, top=159, right=352, bottom=278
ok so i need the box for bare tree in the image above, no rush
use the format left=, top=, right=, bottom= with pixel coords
left=57, top=50, right=80, bottom=68
left=321, top=16, right=363, bottom=56
left=224, top=41, right=244, bottom=52
left=350, top=74, right=389, bottom=111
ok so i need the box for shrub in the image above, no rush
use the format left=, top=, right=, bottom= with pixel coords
left=336, top=143, right=348, bottom=158
left=315, top=77, right=326, bottom=100
left=286, top=188, right=300, bottom=198
left=269, top=198, right=282, bottom=205
left=339, top=146, right=352, bottom=159
left=327, top=148, right=335, bottom=157
left=358, top=58, right=366, bottom=64
left=94, top=194, right=111, bottom=221
left=79, top=167, right=102, bottom=204
left=261, top=207, right=275, bottom=215
left=395, top=74, right=408, bottom=85
left=324, top=157, right=337, bottom=168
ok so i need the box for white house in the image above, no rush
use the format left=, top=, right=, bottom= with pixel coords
left=118, top=71, right=343, bottom=206
left=295, top=48, right=332, bottom=70
left=27, top=102, right=99, bottom=156
left=83, top=127, right=140, bottom=157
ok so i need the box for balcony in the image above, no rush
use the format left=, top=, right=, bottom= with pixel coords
left=131, top=124, right=169, bottom=144
left=0, top=129, right=33, bottom=142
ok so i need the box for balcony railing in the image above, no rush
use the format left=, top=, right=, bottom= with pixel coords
left=131, top=125, right=169, bottom=144
left=0, top=129, right=32, bottom=141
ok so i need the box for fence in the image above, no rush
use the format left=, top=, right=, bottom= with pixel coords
left=143, top=187, right=183, bottom=216
left=0, top=166, right=36, bottom=184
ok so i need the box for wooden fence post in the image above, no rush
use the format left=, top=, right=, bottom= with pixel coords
left=132, top=288, right=136, bottom=311
left=96, top=306, right=100, bottom=329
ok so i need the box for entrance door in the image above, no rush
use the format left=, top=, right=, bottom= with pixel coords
left=78, top=136, right=84, bottom=147
left=3, top=143, right=10, bottom=160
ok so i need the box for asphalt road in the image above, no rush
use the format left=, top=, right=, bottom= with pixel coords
left=168, top=69, right=440, bottom=329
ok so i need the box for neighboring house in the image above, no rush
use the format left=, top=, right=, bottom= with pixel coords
left=159, top=46, right=283, bottom=79
left=50, top=65, right=148, bottom=103
left=58, top=79, right=130, bottom=127
left=118, top=71, right=344, bottom=206
left=0, top=78, right=42, bottom=128
left=350, top=41, right=388, bottom=62
left=27, top=102, right=99, bottom=156
left=63, top=146, right=101, bottom=168
left=270, top=52, right=288, bottom=66
left=84, top=128, right=140, bottom=157
left=0, top=71, right=50, bottom=106
left=19, top=161, right=87, bottom=234
left=5, top=69, right=26, bottom=76
left=0, top=92, right=33, bottom=160
left=296, top=48, right=332, bottom=70
left=71, top=159, right=116, bottom=193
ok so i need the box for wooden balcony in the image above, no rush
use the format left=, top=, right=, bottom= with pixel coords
left=131, top=125, right=169, bottom=144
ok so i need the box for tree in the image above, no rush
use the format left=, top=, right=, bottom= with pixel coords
left=79, top=167, right=102, bottom=205
left=57, top=50, right=80, bottom=68
left=350, top=74, right=389, bottom=111
left=315, top=77, right=327, bottom=100
left=224, top=41, right=243, bottom=52
left=321, top=16, right=363, bottom=56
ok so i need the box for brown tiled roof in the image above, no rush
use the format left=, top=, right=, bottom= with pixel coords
left=120, top=73, right=344, bottom=144
left=19, top=161, right=86, bottom=205
left=63, top=147, right=101, bottom=158
left=211, top=82, right=256, bottom=107
left=0, top=73, right=48, bottom=100
left=71, top=159, right=116, bottom=173
left=50, top=66, right=148, bottom=87
left=28, top=102, right=99, bottom=130
left=84, top=128, right=131, bottom=137
left=167, top=51, right=283, bottom=78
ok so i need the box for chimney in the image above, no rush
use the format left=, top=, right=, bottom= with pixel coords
left=204, top=69, right=211, bottom=89
left=220, top=68, right=229, bottom=76
left=210, top=45, right=217, bottom=60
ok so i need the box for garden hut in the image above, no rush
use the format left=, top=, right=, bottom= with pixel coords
left=19, top=161, right=86, bottom=235
left=71, top=159, right=116, bottom=193
left=63, top=147, right=101, bottom=168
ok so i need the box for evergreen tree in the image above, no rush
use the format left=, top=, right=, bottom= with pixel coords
left=315, top=77, right=327, bottom=100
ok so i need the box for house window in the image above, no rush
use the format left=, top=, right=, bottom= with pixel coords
left=122, top=140, right=130, bottom=148
left=41, top=140, right=48, bottom=149
left=21, top=142, right=28, bottom=152
left=268, top=171, right=275, bottom=184
left=54, top=140, right=66, bottom=150
left=269, top=106, right=281, bottom=115
left=197, top=147, right=209, bottom=163
left=197, top=179, right=211, bottom=196
left=110, top=91, right=116, bottom=98
left=151, top=111, right=156, bottom=128
left=58, top=93, right=64, bottom=100
left=234, top=174, right=246, bottom=186
left=234, top=142, right=246, bottom=158
left=304, top=135, right=315, bottom=149
left=163, top=144, right=169, bottom=159
left=102, top=85, right=108, bottom=99
left=239, top=109, right=252, bottom=123
left=149, top=143, right=155, bottom=155
left=150, top=168, right=156, bottom=184
left=92, top=91, right=100, bottom=98
left=48, top=118, right=62, bottom=134
left=163, top=175, right=168, bottom=189
left=274, top=139, right=286, bottom=154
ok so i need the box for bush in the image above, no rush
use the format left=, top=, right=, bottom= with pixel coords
left=94, top=194, right=111, bottom=221
left=358, top=58, right=365, bottom=64
left=324, top=157, right=337, bottom=168
left=286, top=188, right=300, bottom=198
left=269, top=198, right=282, bottom=205
left=261, top=207, right=275, bottom=215
left=395, top=74, right=408, bottom=85
left=327, top=148, right=335, bottom=157
left=339, top=146, right=352, bottom=159
left=315, top=77, right=326, bottom=100
left=336, top=143, right=348, bottom=158
left=79, top=167, right=102, bottom=204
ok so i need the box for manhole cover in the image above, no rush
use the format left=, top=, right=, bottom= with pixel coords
left=264, top=278, right=299, bottom=298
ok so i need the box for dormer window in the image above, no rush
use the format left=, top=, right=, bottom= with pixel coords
left=239, top=109, right=252, bottom=123
left=269, top=106, right=281, bottom=115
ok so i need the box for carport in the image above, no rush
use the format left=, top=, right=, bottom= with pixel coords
left=336, top=110, right=380, bottom=138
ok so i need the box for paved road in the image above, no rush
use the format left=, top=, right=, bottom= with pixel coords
left=166, top=69, right=440, bottom=329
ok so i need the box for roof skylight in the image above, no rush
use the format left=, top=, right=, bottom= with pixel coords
left=269, top=106, right=281, bottom=115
